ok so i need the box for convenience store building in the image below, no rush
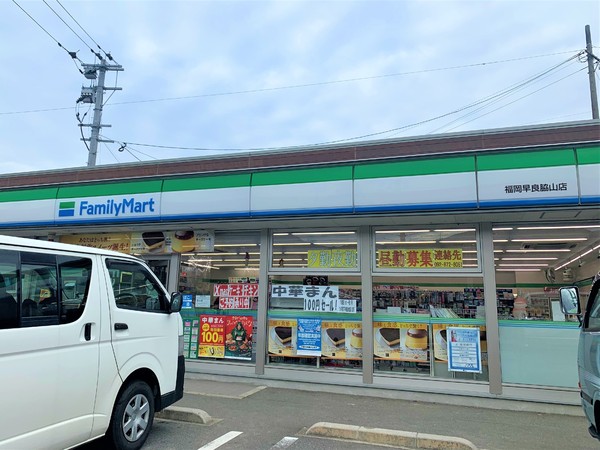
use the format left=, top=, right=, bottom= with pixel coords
left=0, top=120, right=599, bottom=405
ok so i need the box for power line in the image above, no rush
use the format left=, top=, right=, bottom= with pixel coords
left=104, top=53, right=586, bottom=154
left=0, top=49, right=584, bottom=116
left=42, top=0, right=97, bottom=57
left=54, top=0, right=117, bottom=63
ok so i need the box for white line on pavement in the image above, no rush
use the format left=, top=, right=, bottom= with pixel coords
left=197, top=431, right=243, bottom=450
left=271, top=436, right=299, bottom=448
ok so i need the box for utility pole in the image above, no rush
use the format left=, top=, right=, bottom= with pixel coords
left=585, top=25, right=599, bottom=120
left=77, top=59, right=123, bottom=167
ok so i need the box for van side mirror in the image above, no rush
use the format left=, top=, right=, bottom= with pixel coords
left=559, top=286, right=581, bottom=316
left=169, top=292, right=183, bottom=313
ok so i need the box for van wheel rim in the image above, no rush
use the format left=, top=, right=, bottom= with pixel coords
left=122, top=393, right=150, bottom=442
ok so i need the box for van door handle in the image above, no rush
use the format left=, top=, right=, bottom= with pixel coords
left=114, top=323, right=128, bottom=331
left=84, top=323, right=92, bottom=341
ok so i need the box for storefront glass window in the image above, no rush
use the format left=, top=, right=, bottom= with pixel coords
left=372, top=276, right=488, bottom=381
left=493, top=222, right=600, bottom=388
left=374, top=227, right=479, bottom=272
left=178, top=231, right=260, bottom=363
left=271, top=230, right=359, bottom=271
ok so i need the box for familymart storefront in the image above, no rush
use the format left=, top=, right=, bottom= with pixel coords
left=1, top=123, right=599, bottom=405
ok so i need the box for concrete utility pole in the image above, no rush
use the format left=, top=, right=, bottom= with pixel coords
left=585, top=25, right=599, bottom=120
left=77, top=59, right=123, bottom=167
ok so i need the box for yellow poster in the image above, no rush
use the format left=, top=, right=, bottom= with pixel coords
left=374, top=322, right=429, bottom=362
left=432, top=323, right=487, bottom=364
left=307, top=249, right=358, bottom=269
left=59, top=233, right=131, bottom=253
left=377, top=248, right=463, bottom=269
left=268, top=319, right=297, bottom=356
left=321, top=321, right=361, bottom=360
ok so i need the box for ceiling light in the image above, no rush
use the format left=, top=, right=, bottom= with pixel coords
left=194, top=252, right=237, bottom=256
left=498, top=263, right=549, bottom=267
left=214, top=243, right=259, bottom=247
left=517, top=225, right=600, bottom=230
left=502, top=257, right=558, bottom=261
left=506, top=249, right=571, bottom=253
left=273, top=243, right=309, bottom=246
left=439, top=240, right=476, bottom=243
left=497, top=268, right=541, bottom=272
left=376, top=241, right=437, bottom=245
left=556, top=244, right=600, bottom=270
left=291, top=232, right=356, bottom=236
left=511, top=238, right=587, bottom=242
left=492, top=227, right=513, bottom=231
left=376, top=229, right=431, bottom=234
left=434, top=228, right=476, bottom=232
left=312, top=242, right=357, bottom=245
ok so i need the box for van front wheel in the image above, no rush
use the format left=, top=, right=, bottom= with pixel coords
left=109, top=381, right=155, bottom=450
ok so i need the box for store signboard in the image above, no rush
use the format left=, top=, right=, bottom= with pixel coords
left=307, top=249, right=358, bottom=268
left=297, top=318, right=322, bottom=356
left=378, top=249, right=463, bottom=269
left=56, top=193, right=160, bottom=222
left=447, top=326, right=482, bottom=373
left=59, top=233, right=131, bottom=253
left=214, top=283, right=259, bottom=297
left=271, top=284, right=356, bottom=313
left=198, top=315, right=225, bottom=358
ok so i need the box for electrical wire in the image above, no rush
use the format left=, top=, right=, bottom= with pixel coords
left=42, top=0, right=97, bottom=57
left=55, top=0, right=117, bottom=63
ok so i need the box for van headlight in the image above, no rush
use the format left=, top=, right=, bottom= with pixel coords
left=178, top=335, right=184, bottom=356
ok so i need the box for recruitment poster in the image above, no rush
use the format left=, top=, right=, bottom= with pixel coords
left=373, top=322, right=428, bottom=362
left=198, top=314, right=225, bottom=358
left=224, top=315, right=253, bottom=360
left=268, top=318, right=297, bottom=356
left=433, top=323, right=487, bottom=364
left=447, top=326, right=482, bottom=373
left=321, top=321, right=362, bottom=359
left=297, top=318, right=322, bottom=356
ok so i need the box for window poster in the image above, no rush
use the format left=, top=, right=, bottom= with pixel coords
left=297, top=318, right=322, bottom=356
left=373, top=322, right=428, bottom=362
left=268, top=318, right=297, bottom=356
left=321, top=321, right=362, bottom=359
left=181, top=317, right=200, bottom=358
left=432, top=324, right=487, bottom=364
left=224, top=316, right=253, bottom=360
left=198, top=315, right=225, bottom=358
left=447, top=326, right=482, bottom=373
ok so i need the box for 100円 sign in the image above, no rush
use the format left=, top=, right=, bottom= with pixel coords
left=271, top=284, right=356, bottom=313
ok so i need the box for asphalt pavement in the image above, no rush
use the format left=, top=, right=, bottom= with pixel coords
left=156, top=373, right=593, bottom=450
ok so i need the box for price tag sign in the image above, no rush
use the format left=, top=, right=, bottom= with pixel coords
left=447, top=327, right=482, bottom=373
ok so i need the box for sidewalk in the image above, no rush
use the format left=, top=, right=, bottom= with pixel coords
left=157, top=373, right=590, bottom=450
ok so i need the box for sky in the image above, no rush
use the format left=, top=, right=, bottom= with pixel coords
left=0, top=0, right=599, bottom=175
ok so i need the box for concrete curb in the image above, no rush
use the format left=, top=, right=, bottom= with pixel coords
left=156, top=406, right=212, bottom=424
left=306, top=422, right=478, bottom=449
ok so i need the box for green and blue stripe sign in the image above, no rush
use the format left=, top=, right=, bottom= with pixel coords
left=0, top=146, right=597, bottom=228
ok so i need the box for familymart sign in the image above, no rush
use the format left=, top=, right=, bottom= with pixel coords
left=56, top=194, right=160, bottom=222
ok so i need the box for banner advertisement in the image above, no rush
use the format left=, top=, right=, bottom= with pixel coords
left=59, top=233, right=131, bottom=252
left=182, top=318, right=200, bottom=358
left=214, top=283, right=259, bottom=297
left=268, top=318, right=297, bottom=356
left=271, top=284, right=356, bottom=314
left=307, top=249, right=358, bottom=269
left=321, top=321, right=362, bottom=359
left=198, top=315, right=225, bottom=358
left=373, top=322, right=429, bottom=362
left=297, top=318, right=322, bottom=356
left=447, top=326, right=482, bottom=373
left=224, top=316, right=253, bottom=360
left=378, top=248, right=463, bottom=269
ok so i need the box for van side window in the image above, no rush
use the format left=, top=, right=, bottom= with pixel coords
left=106, top=259, right=168, bottom=312
left=58, top=256, right=92, bottom=324
left=585, top=288, right=600, bottom=332
left=0, top=250, right=19, bottom=330
left=21, top=252, right=59, bottom=326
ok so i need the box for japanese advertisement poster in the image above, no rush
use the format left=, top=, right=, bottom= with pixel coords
left=447, top=326, right=482, bottom=373
left=378, top=248, right=463, bottom=269
left=321, top=321, right=362, bottom=359
left=297, top=318, right=322, bottom=356
left=432, top=323, right=486, bottom=364
left=268, top=318, right=297, bottom=356
left=198, top=314, right=225, bottom=358
left=224, top=315, right=253, bottom=360
left=373, top=322, right=428, bottom=362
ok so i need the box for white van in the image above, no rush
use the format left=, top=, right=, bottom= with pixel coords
left=0, top=235, right=184, bottom=449
left=560, top=274, right=600, bottom=442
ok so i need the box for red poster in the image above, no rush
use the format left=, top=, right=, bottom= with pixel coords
left=224, top=316, right=253, bottom=360
left=198, top=315, right=225, bottom=358
left=214, top=283, right=258, bottom=297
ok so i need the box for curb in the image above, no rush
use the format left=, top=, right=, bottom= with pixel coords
left=305, top=422, right=478, bottom=450
left=156, top=406, right=212, bottom=424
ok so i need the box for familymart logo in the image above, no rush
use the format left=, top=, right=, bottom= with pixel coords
left=58, top=196, right=158, bottom=219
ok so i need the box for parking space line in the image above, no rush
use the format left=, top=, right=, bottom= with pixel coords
left=197, top=431, right=243, bottom=450
left=271, top=436, right=298, bottom=448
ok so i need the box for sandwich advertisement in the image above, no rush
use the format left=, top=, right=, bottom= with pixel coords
left=373, top=322, right=428, bottom=362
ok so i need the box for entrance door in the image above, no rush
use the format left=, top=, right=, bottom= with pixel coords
left=142, top=255, right=179, bottom=293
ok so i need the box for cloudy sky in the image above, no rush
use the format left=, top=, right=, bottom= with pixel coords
left=0, top=0, right=598, bottom=175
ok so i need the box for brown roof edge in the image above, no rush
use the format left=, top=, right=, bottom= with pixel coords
left=1, top=120, right=598, bottom=190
